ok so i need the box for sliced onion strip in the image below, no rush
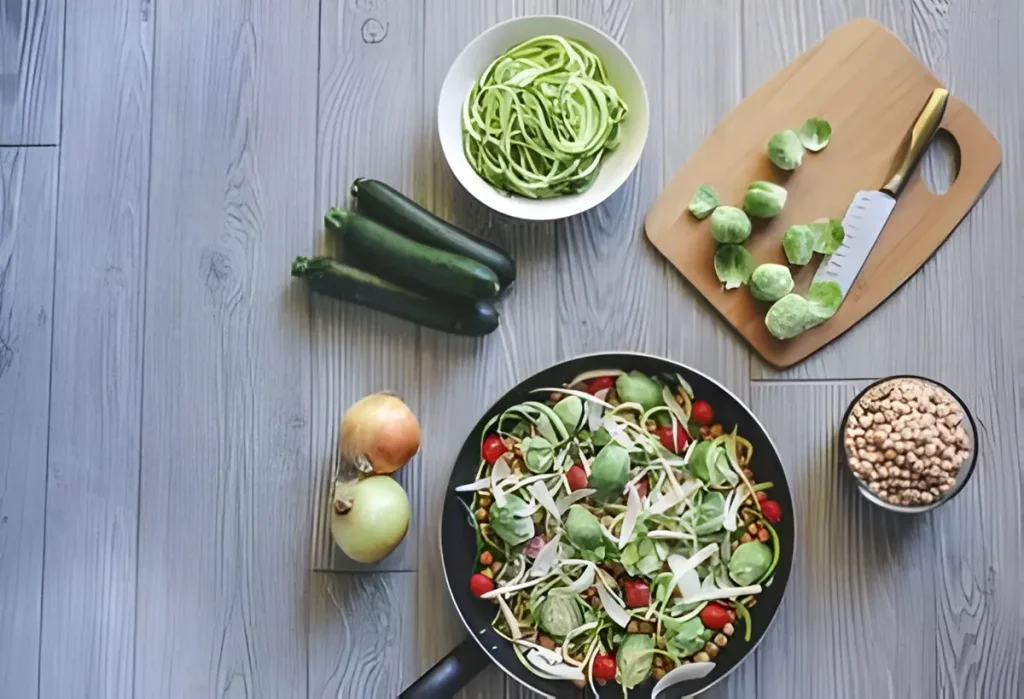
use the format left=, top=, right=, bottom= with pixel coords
left=617, top=484, right=641, bottom=549
left=530, top=532, right=562, bottom=577
left=454, top=477, right=491, bottom=492
left=556, top=488, right=595, bottom=514
left=651, top=662, right=715, bottom=698
left=496, top=595, right=522, bottom=639
left=596, top=577, right=631, bottom=628
left=528, top=481, right=561, bottom=522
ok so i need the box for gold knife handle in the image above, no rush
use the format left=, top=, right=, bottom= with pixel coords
left=882, top=88, right=950, bottom=198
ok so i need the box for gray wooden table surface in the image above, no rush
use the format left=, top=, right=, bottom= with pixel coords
left=1, top=1, right=1021, bottom=698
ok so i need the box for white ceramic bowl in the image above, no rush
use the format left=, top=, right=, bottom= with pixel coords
left=437, top=15, right=650, bottom=221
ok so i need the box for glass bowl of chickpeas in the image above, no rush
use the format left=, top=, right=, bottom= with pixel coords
left=839, top=376, right=978, bottom=513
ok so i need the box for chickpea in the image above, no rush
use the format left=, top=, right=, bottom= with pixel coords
left=757, top=528, right=770, bottom=543
left=475, top=508, right=488, bottom=522
left=709, top=424, right=724, bottom=438
left=491, top=561, right=503, bottom=575
left=652, top=667, right=667, bottom=680
left=704, top=642, right=719, bottom=659
left=747, top=523, right=759, bottom=536
left=723, top=623, right=735, bottom=636
left=694, top=652, right=711, bottom=663
left=714, top=633, right=728, bottom=646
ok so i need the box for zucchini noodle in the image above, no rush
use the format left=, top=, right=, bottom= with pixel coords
left=462, top=35, right=628, bottom=198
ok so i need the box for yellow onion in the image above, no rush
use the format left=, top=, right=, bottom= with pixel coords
left=340, top=393, right=420, bottom=474
left=331, top=476, right=410, bottom=563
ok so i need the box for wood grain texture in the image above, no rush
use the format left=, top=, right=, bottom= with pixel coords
left=414, top=2, right=559, bottom=697
left=556, top=0, right=668, bottom=359
left=0, top=0, right=62, bottom=144
left=307, top=572, right=418, bottom=699
left=0, top=146, right=56, bottom=699
left=933, top=2, right=1022, bottom=695
left=751, top=381, right=945, bottom=698
left=647, top=19, right=1000, bottom=369
left=135, top=1, right=317, bottom=696
left=744, top=1, right=1016, bottom=381
left=309, top=0, right=426, bottom=574
left=38, top=2, right=152, bottom=697
left=660, top=0, right=750, bottom=402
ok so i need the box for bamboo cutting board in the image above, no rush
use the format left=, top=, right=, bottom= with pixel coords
left=645, top=19, right=1000, bottom=368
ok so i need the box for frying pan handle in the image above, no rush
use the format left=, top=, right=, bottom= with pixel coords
left=399, top=638, right=487, bottom=698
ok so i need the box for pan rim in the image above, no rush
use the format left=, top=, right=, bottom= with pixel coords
left=436, top=350, right=797, bottom=698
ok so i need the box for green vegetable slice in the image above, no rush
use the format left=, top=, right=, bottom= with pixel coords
left=742, top=181, right=787, bottom=218
left=714, top=245, right=755, bottom=290
left=807, top=280, right=843, bottom=315
left=798, top=117, right=832, bottom=151
left=616, top=634, right=655, bottom=688
left=461, top=35, right=628, bottom=199
left=749, top=263, right=795, bottom=302
left=766, top=130, right=804, bottom=170
left=688, top=184, right=720, bottom=219
left=810, top=218, right=845, bottom=254
left=782, top=224, right=815, bottom=265
left=710, top=206, right=752, bottom=244
left=764, top=294, right=813, bottom=341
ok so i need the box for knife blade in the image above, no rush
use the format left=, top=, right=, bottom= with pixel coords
left=812, top=87, right=950, bottom=298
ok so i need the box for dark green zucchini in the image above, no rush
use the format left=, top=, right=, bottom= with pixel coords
left=325, top=208, right=500, bottom=301
left=350, top=178, right=516, bottom=290
left=292, top=256, right=499, bottom=336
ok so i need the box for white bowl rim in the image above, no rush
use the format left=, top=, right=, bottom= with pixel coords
left=437, top=14, right=651, bottom=222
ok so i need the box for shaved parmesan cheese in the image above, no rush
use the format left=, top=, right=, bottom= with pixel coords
left=569, top=369, right=625, bottom=385
left=565, top=563, right=596, bottom=593
left=601, top=418, right=634, bottom=449
left=496, top=595, right=521, bottom=639
left=681, top=584, right=763, bottom=604
left=677, top=568, right=701, bottom=599
left=723, top=489, right=746, bottom=532
left=662, top=385, right=693, bottom=438
left=618, top=484, right=642, bottom=549
left=646, top=530, right=691, bottom=540
left=490, top=453, right=513, bottom=507
left=528, top=481, right=561, bottom=521
left=666, top=544, right=719, bottom=596
left=577, top=448, right=592, bottom=476
left=556, top=488, right=595, bottom=514
left=586, top=388, right=611, bottom=431
left=524, top=648, right=585, bottom=681
left=481, top=576, right=546, bottom=600
left=501, top=473, right=553, bottom=495
left=651, top=662, right=715, bottom=698
left=561, top=621, right=599, bottom=663
left=454, top=478, right=491, bottom=492
left=530, top=533, right=562, bottom=577
left=596, top=577, right=631, bottom=628
left=647, top=487, right=688, bottom=516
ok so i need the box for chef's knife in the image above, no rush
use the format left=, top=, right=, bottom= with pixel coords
left=813, top=88, right=950, bottom=297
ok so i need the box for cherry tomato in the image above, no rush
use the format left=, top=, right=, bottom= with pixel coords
left=566, top=465, right=588, bottom=491
left=469, top=573, right=495, bottom=598
left=691, top=400, right=714, bottom=426
left=761, top=500, right=783, bottom=523
left=481, top=434, right=508, bottom=464
left=654, top=424, right=690, bottom=453
left=592, top=653, right=617, bottom=681
left=622, top=579, right=650, bottom=608
left=700, top=602, right=731, bottom=630
left=586, top=376, right=616, bottom=394
left=635, top=477, right=649, bottom=499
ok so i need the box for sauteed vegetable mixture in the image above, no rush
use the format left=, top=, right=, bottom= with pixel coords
left=456, top=370, right=784, bottom=696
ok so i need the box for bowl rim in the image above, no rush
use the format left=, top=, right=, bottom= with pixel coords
left=838, top=374, right=979, bottom=514
left=436, top=14, right=651, bottom=221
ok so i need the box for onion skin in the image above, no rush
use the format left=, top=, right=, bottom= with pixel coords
left=331, top=476, right=410, bottom=563
left=340, top=393, right=421, bottom=475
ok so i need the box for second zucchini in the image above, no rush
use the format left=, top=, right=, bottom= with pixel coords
left=326, top=207, right=500, bottom=301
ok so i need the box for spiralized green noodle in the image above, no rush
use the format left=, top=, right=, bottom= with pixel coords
left=461, top=35, right=628, bottom=199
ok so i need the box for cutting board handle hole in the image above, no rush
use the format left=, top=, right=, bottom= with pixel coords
left=920, top=128, right=961, bottom=195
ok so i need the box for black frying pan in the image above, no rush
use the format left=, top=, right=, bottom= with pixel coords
left=401, top=353, right=795, bottom=698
